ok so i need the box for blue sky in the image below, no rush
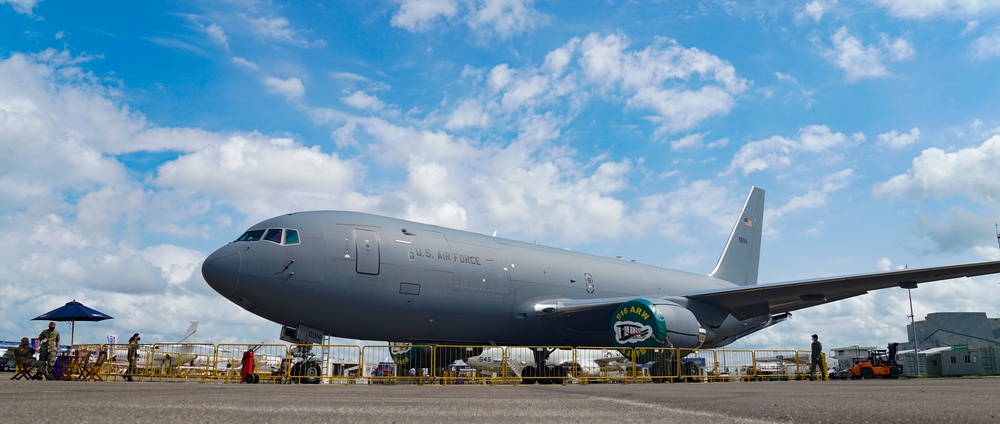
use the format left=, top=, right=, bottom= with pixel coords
left=2, top=0, right=1000, bottom=351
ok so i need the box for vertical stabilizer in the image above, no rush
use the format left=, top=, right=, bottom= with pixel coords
left=709, top=187, right=764, bottom=286
left=178, top=321, right=199, bottom=342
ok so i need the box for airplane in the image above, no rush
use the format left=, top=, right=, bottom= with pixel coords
left=202, top=186, right=1000, bottom=376
left=465, top=347, right=629, bottom=379
left=111, top=321, right=201, bottom=372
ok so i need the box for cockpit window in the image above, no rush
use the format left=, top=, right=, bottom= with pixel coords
left=236, top=229, right=265, bottom=242
left=264, top=228, right=283, bottom=244
left=236, top=228, right=301, bottom=245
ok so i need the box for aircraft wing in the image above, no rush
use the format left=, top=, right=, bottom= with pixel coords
left=684, top=260, right=1000, bottom=320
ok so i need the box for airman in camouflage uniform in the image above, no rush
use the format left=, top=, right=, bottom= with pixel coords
left=14, top=337, right=44, bottom=379
left=37, top=321, right=60, bottom=380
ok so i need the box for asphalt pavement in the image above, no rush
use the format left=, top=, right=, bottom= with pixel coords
left=2, top=376, right=998, bottom=423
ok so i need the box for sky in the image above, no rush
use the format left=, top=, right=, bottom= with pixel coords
left=2, top=0, right=1000, bottom=352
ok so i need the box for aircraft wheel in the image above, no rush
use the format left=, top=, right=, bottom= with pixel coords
left=301, top=362, right=322, bottom=384
left=861, top=368, right=875, bottom=379
left=521, top=366, right=537, bottom=384
left=549, top=366, right=566, bottom=385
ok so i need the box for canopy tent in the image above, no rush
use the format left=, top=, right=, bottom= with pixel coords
left=33, top=300, right=114, bottom=346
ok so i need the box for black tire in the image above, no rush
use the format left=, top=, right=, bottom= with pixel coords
left=889, top=367, right=901, bottom=378
left=301, top=362, right=321, bottom=384
left=684, top=361, right=700, bottom=383
left=521, top=366, right=537, bottom=384
left=861, top=367, right=875, bottom=379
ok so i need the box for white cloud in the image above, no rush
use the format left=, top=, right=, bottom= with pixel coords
left=341, top=91, right=385, bottom=111
left=263, top=76, right=305, bottom=102
left=244, top=14, right=325, bottom=48
left=391, top=0, right=461, bottom=31
left=154, top=134, right=367, bottom=219
left=1, top=0, right=39, bottom=15
left=391, top=0, right=543, bottom=41
left=466, top=0, right=542, bottom=41
left=769, top=169, right=854, bottom=220
left=877, top=128, right=921, bottom=149
left=971, top=26, right=1000, bottom=59
left=874, top=0, right=1000, bottom=19
left=796, top=0, right=837, bottom=23
left=231, top=57, right=258, bottom=70
left=204, top=22, right=229, bottom=48
left=730, top=125, right=851, bottom=174
left=874, top=134, right=1000, bottom=203
left=821, top=27, right=914, bottom=82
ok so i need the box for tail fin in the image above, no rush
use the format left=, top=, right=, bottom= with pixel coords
left=709, top=187, right=764, bottom=286
left=178, top=321, right=198, bottom=342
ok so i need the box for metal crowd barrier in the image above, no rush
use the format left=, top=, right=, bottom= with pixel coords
left=63, top=343, right=820, bottom=384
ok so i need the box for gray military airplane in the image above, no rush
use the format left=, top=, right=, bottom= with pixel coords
left=202, top=187, right=1000, bottom=376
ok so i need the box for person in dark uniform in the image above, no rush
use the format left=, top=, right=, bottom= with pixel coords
left=125, top=333, right=141, bottom=381
left=809, top=334, right=826, bottom=381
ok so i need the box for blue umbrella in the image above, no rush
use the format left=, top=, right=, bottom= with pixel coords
left=33, top=300, right=114, bottom=346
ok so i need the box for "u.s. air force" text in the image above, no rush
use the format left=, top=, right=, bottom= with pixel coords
left=414, top=248, right=482, bottom=265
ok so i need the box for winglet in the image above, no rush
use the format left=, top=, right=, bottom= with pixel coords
left=178, top=321, right=198, bottom=342
left=709, top=187, right=764, bottom=286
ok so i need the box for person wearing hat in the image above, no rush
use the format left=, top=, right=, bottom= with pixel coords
left=36, top=321, right=59, bottom=380
left=809, top=334, right=826, bottom=381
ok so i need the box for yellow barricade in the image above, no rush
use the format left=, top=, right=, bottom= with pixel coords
left=713, top=349, right=755, bottom=382
left=631, top=347, right=680, bottom=383
left=506, top=346, right=574, bottom=384
left=215, top=344, right=289, bottom=383
left=751, top=350, right=808, bottom=381
left=144, top=343, right=218, bottom=382
left=70, top=341, right=828, bottom=385
left=287, top=343, right=362, bottom=384
left=359, top=344, right=427, bottom=384
left=433, top=345, right=493, bottom=385
left=102, top=343, right=156, bottom=382
left=573, top=347, right=633, bottom=384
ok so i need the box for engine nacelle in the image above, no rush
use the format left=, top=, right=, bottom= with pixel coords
left=610, top=298, right=706, bottom=349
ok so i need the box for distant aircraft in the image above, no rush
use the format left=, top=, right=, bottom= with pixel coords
left=113, top=321, right=200, bottom=371
left=465, top=347, right=628, bottom=379
left=202, top=187, right=1000, bottom=373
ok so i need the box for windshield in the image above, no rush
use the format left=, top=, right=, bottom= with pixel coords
left=235, top=228, right=301, bottom=245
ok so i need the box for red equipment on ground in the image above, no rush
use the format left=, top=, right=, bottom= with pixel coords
left=240, top=345, right=261, bottom=384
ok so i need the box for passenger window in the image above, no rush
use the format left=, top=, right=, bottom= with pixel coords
left=284, top=229, right=300, bottom=245
left=236, top=229, right=265, bottom=242
left=264, top=228, right=283, bottom=244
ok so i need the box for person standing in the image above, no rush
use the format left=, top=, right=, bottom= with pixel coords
left=809, top=334, right=826, bottom=381
left=37, top=321, right=60, bottom=380
left=125, top=333, right=140, bottom=382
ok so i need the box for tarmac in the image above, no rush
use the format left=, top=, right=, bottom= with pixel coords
left=2, top=376, right=998, bottom=423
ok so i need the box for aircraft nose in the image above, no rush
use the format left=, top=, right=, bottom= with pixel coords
left=202, top=243, right=241, bottom=297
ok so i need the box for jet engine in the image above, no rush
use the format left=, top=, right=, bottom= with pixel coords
left=610, top=298, right=706, bottom=349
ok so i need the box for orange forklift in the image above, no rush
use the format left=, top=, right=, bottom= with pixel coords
left=849, top=342, right=903, bottom=379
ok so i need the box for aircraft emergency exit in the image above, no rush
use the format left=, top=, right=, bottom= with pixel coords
left=202, top=187, right=1000, bottom=354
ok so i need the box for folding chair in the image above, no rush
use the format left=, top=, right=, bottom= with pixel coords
left=82, top=350, right=108, bottom=381
left=10, top=349, right=35, bottom=380
left=61, top=349, right=91, bottom=381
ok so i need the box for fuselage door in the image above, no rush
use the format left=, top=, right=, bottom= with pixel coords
left=354, top=229, right=380, bottom=275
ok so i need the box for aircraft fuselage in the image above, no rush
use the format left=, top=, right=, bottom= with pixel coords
left=202, top=211, right=764, bottom=348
